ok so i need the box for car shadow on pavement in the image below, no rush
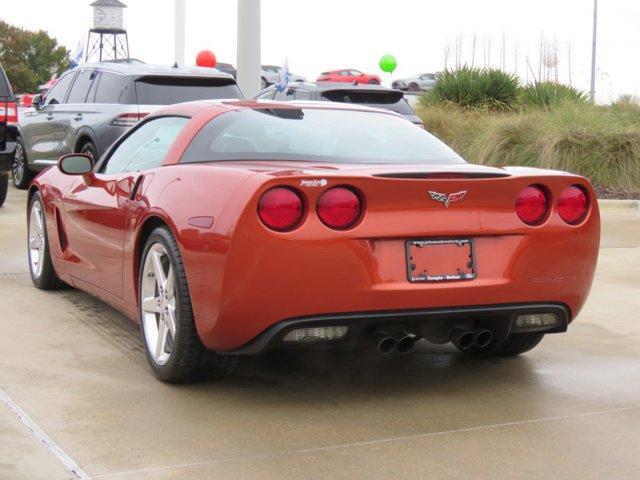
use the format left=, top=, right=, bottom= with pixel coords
left=52, top=287, right=542, bottom=404
left=181, top=345, right=542, bottom=406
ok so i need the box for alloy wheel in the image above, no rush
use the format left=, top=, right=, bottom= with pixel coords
left=28, top=200, right=46, bottom=279
left=12, top=142, right=25, bottom=186
left=141, top=243, right=178, bottom=365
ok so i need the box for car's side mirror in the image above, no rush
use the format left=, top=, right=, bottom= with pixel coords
left=32, top=94, right=43, bottom=110
left=58, top=153, right=94, bottom=176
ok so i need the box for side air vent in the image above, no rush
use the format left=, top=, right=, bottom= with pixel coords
left=54, top=207, right=68, bottom=251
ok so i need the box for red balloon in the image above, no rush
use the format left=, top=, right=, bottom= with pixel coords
left=196, top=50, right=217, bottom=68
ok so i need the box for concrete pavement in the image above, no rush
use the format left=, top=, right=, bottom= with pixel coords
left=1, top=186, right=639, bottom=480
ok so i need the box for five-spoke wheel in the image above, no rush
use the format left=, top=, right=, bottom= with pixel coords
left=141, top=243, right=177, bottom=365
left=27, top=192, right=62, bottom=289
left=139, top=226, right=236, bottom=382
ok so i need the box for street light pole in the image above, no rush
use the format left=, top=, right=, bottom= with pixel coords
left=174, top=0, right=185, bottom=67
left=590, top=0, right=598, bottom=102
left=237, top=0, right=261, bottom=97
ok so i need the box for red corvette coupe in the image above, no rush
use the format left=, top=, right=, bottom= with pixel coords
left=27, top=100, right=600, bottom=382
left=317, top=69, right=381, bottom=85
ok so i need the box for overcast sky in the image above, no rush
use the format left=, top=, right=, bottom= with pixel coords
left=3, top=0, right=639, bottom=102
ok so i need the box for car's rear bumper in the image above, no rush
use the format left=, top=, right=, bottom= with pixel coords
left=181, top=172, right=600, bottom=352
left=0, top=137, right=16, bottom=173
left=225, top=302, right=570, bottom=354
left=1, top=122, right=16, bottom=172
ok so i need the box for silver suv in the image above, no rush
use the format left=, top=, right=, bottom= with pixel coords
left=13, top=62, right=242, bottom=188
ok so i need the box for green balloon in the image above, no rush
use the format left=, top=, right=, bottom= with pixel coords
left=379, top=54, right=397, bottom=73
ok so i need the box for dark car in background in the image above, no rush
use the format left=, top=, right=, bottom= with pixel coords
left=215, top=62, right=237, bottom=79
left=0, top=63, right=18, bottom=206
left=256, top=82, right=423, bottom=127
left=13, top=62, right=242, bottom=189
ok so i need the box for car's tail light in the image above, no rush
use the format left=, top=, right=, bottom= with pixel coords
left=558, top=185, right=588, bottom=224
left=258, top=187, right=305, bottom=231
left=1, top=101, right=18, bottom=124
left=515, top=185, right=548, bottom=225
left=112, top=112, right=148, bottom=127
left=317, top=187, right=362, bottom=230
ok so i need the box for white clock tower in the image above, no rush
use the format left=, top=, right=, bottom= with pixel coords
left=86, top=0, right=130, bottom=62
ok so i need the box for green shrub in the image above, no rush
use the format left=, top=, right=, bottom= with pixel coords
left=519, top=82, right=588, bottom=108
left=421, top=67, right=519, bottom=111
left=417, top=102, right=640, bottom=191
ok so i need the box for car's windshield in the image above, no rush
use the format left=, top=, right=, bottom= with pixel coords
left=181, top=108, right=465, bottom=165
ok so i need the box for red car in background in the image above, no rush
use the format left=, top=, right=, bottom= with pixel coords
left=317, top=69, right=381, bottom=85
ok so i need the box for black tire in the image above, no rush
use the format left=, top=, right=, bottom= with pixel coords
left=462, top=332, right=545, bottom=358
left=79, top=141, right=98, bottom=160
left=0, top=174, right=7, bottom=207
left=139, top=226, right=237, bottom=383
left=27, top=191, right=64, bottom=290
left=368, top=79, right=380, bottom=85
left=408, top=83, right=420, bottom=92
left=12, top=137, right=35, bottom=189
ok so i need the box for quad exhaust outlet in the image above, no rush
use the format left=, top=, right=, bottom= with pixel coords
left=371, top=330, right=417, bottom=354
left=450, top=328, right=494, bottom=350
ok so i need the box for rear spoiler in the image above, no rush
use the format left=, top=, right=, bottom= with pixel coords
left=322, top=89, right=405, bottom=103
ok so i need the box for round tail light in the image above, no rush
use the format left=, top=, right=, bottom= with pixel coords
left=317, top=187, right=362, bottom=230
left=558, top=185, right=588, bottom=224
left=515, top=185, right=548, bottom=225
left=258, top=187, right=304, bottom=231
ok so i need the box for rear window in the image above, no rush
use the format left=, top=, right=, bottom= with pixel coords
left=321, top=90, right=415, bottom=115
left=181, top=108, right=464, bottom=165
left=135, top=76, right=242, bottom=105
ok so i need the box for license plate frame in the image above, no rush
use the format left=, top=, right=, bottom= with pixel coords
left=405, top=238, right=477, bottom=283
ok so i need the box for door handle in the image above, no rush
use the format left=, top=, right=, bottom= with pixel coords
left=46, top=113, right=54, bottom=121
left=73, top=114, right=83, bottom=121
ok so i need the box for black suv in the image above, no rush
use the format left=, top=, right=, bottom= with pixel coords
left=0, top=63, right=17, bottom=206
left=255, top=82, right=423, bottom=127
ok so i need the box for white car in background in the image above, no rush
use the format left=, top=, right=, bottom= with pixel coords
left=261, top=65, right=306, bottom=89
left=392, top=73, right=438, bottom=92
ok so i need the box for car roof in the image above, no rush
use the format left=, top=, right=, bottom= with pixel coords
left=75, top=62, right=235, bottom=80
left=154, top=98, right=403, bottom=119
left=260, top=82, right=403, bottom=95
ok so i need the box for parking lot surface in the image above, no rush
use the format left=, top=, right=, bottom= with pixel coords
left=1, top=187, right=639, bottom=480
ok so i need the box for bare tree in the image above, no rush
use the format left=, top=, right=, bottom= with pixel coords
left=483, top=36, right=492, bottom=68
left=541, top=38, right=559, bottom=82
left=501, top=32, right=506, bottom=70
left=566, top=41, right=573, bottom=85
left=442, top=40, right=451, bottom=70
left=454, top=35, right=464, bottom=69
left=470, top=34, right=477, bottom=68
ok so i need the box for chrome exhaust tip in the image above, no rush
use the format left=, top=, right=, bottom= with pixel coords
left=371, top=331, right=397, bottom=355
left=450, top=328, right=475, bottom=351
left=394, top=332, right=416, bottom=354
left=474, top=329, right=494, bottom=348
